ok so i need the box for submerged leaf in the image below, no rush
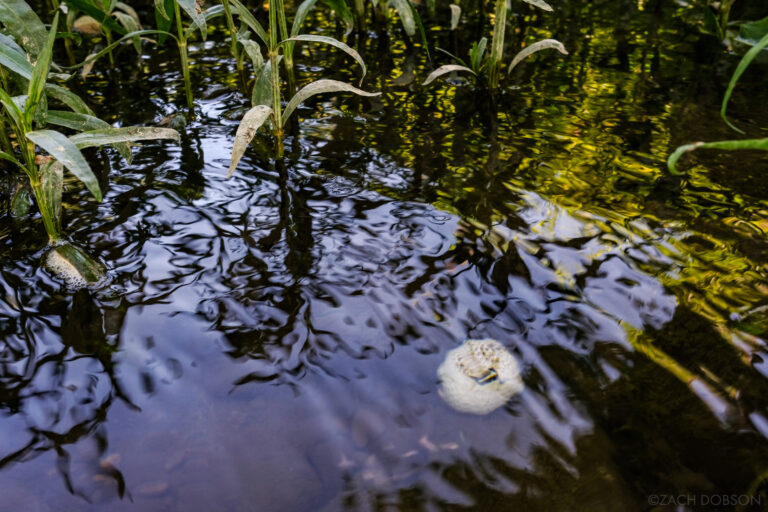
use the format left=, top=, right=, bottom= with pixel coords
left=507, top=38, right=567, bottom=74
left=282, top=79, right=380, bottom=125
left=281, top=35, right=368, bottom=84
left=27, top=129, right=101, bottom=201
left=667, top=138, right=768, bottom=174
left=227, top=104, right=272, bottom=177
left=422, top=64, right=475, bottom=85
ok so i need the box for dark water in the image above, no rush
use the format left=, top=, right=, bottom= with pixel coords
left=2, top=0, right=768, bottom=510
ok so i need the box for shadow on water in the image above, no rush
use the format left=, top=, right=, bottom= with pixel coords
left=2, top=0, right=768, bottom=510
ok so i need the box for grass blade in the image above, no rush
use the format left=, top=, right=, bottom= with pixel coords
left=155, top=0, right=175, bottom=44
left=69, top=126, right=180, bottom=149
left=423, top=64, right=474, bottom=85
left=227, top=104, right=272, bottom=177
left=449, top=4, right=460, bottom=30
left=282, top=79, right=380, bottom=126
left=0, top=39, right=33, bottom=79
left=291, top=0, right=320, bottom=36
left=230, top=0, right=268, bottom=46
left=721, top=32, right=768, bottom=134
left=46, top=110, right=133, bottom=162
left=27, top=129, right=101, bottom=200
left=390, top=0, right=415, bottom=36
left=320, top=0, right=354, bottom=36
left=507, top=38, right=567, bottom=74
left=45, top=84, right=96, bottom=115
left=25, top=12, right=58, bottom=127
left=281, top=35, right=368, bottom=84
left=667, top=138, right=768, bottom=174
left=39, top=160, right=63, bottom=235
left=521, top=0, right=553, bottom=11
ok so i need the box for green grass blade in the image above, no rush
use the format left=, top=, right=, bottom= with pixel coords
left=45, top=84, right=96, bottom=115
left=0, top=0, right=48, bottom=57
left=230, top=0, right=268, bottom=46
left=27, top=129, right=101, bottom=200
left=39, top=160, right=63, bottom=235
left=25, top=12, right=58, bottom=127
left=282, top=79, right=380, bottom=126
left=227, top=104, right=271, bottom=177
left=155, top=0, right=175, bottom=44
left=721, top=32, right=768, bottom=134
left=667, top=138, right=768, bottom=174
left=488, top=0, right=506, bottom=87
left=291, top=0, right=320, bottom=36
left=281, top=35, right=368, bottom=84
left=422, top=64, right=474, bottom=85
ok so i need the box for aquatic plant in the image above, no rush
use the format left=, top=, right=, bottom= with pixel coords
left=61, top=0, right=143, bottom=67
left=668, top=31, right=768, bottom=173
left=226, top=0, right=379, bottom=168
left=424, top=0, right=566, bottom=89
left=0, top=6, right=179, bottom=279
left=437, top=339, right=524, bottom=415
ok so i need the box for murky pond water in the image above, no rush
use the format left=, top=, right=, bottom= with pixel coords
left=2, top=0, right=768, bottom=510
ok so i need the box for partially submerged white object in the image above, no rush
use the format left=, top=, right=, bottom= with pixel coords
left=43, top=243, right=105, bottom=288
left=437, top=339, right=524, bottom=415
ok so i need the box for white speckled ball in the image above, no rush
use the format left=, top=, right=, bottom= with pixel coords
left=437, top=339, right=524, bottom=415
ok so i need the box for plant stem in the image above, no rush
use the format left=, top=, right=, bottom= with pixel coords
left=104, top=27, right=115, bottom=68
left=222, top=0, right=244, bottom=74
left=274, top=0, right=294, bottom=94
left=174, top=1, right=194, bottom=108
left=268, top=0, right=283, bottom=157
left=354, top=0, right=366, bottom=31
left=487, top=0, right=506, bottom=89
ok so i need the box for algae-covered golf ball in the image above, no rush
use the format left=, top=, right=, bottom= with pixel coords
left=437, top=339, right=524, bottom=415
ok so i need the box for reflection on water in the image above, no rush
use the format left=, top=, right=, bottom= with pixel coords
left=2, top=0, right=768, bottom=510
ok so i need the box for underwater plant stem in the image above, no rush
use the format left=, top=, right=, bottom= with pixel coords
left=222, top=0, right=243, bottom=74
left=487, top=0, right=506, bottom=89
left=174, top=1, right=194, bottom=109
left=268, top=0, right=284, bottom=158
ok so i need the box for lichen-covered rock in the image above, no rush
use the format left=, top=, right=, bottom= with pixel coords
left=437, top=339, right=524, bottom=415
